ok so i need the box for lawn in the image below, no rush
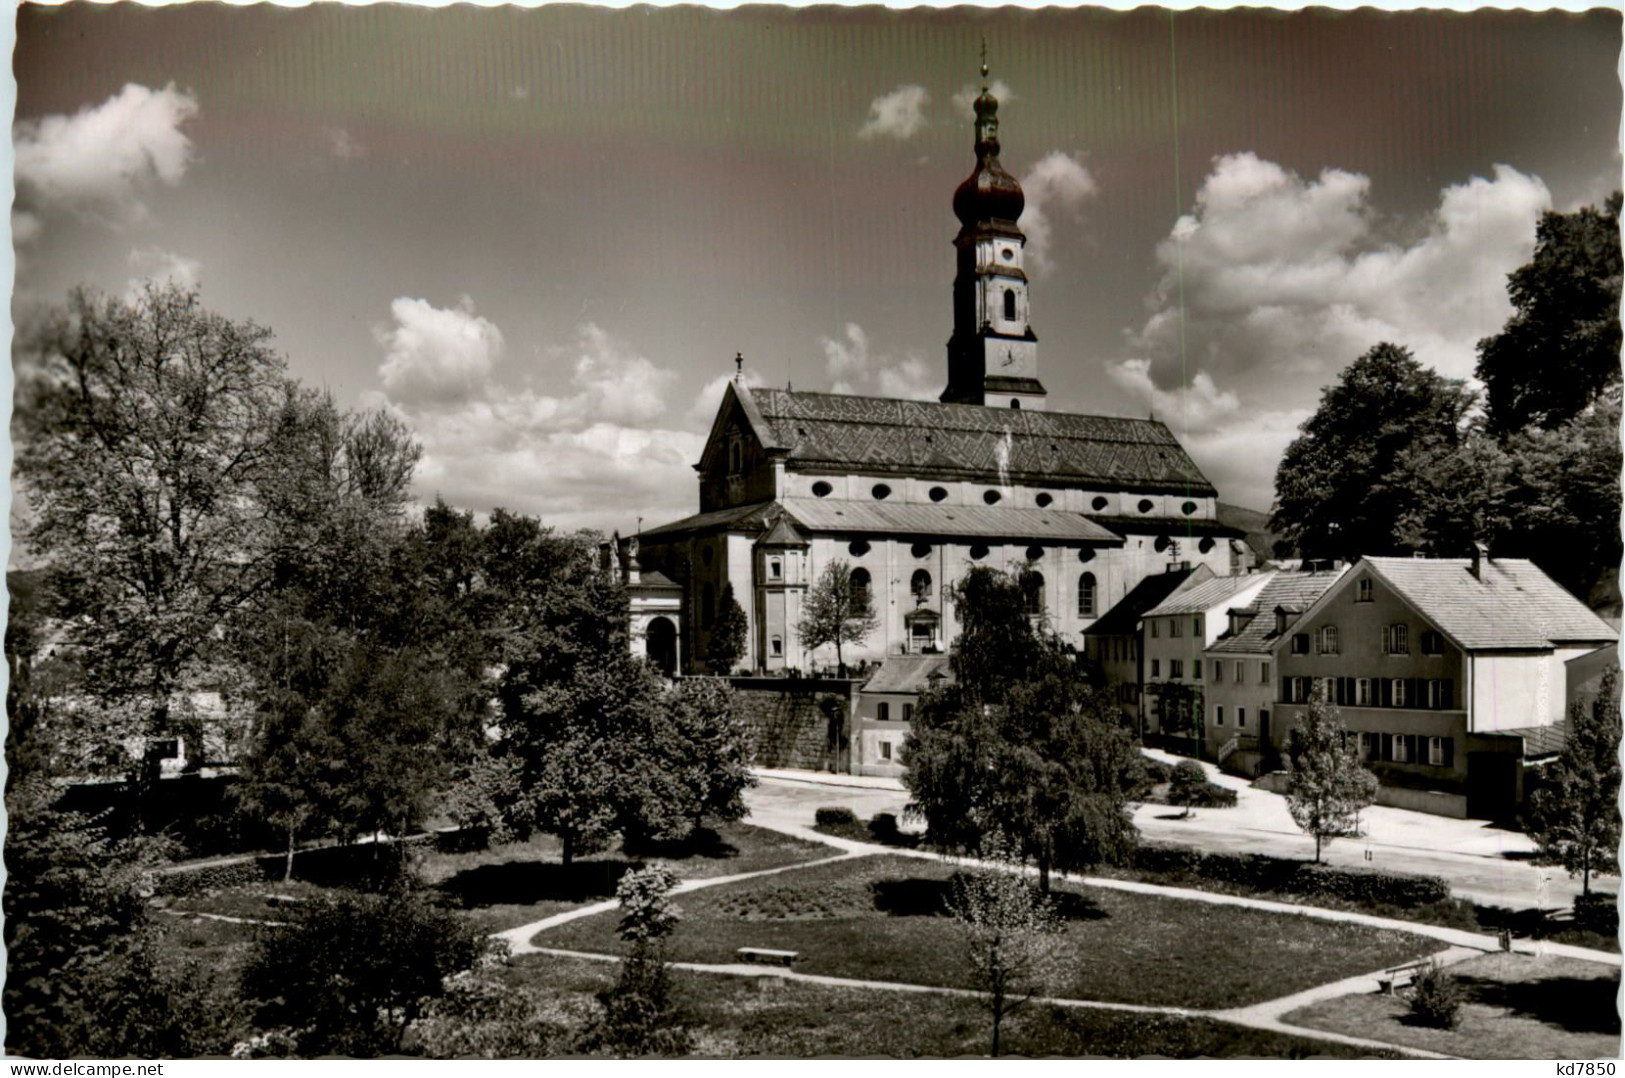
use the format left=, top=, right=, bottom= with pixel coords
left=538, top=854, right=1434, bottom=1009
left=1282, top=952, right=1620, bottom=1059
left=500, top=952, right=1391, bottom=1059
left=163, top=822, right=834, bottom=935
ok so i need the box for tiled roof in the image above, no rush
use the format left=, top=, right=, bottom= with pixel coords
left=758, top=514, right=808, bottom=547
left=1085, top=515, right=1246, bottom=539
left=747, top=388, right=1218, bottom=495
left=631, top=570, right=680, bottom=591
left=638, top=500, right=780, bottom=541
left=1145, top=571, right=1276, bottom=618
left=1364, top=557, right=1617, bottom=651
left=862, top=655, right=953, bottom=694
left=780, top=497, right=1123, bottom=543
left=1084, top=565, right=1213, bottom=637
left=1209, top=569, right=1349, bottom=655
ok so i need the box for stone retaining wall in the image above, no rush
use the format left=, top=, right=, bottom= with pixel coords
left=717, top=676, right=862, bottom=772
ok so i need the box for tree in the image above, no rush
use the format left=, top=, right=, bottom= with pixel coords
left=240, top=889, right=485, bottom=1057
left=947, top=849, right=1063, bottom=1058
left=1284, top=688, right=1378, bottom=862
left=621, top=678, right=756, bottom=842
left=706, top=583, right=748, bottom=674
left=1167, top=759, right=1207, bottom=819
left=1271, top=343, right=1477, bottom=561
left=1526, top=669, right=1621, bottom=895
left=904, top=567, right=1144, bottom=891
left=796, top=559, right=879, bottom=674
left=14, top=284, right=293, bottom=790
left=1477, top=193, right=1623, bottom=436
left=1392, top=429, right=1513, bottom=558
left=588, top=866, right=690, bottom=1056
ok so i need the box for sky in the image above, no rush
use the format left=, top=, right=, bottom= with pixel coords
left=12, top=4, right=1622, bottom=533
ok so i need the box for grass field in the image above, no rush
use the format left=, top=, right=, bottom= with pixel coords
left=501, top=953, right=1392, bottom=1059
left=1282, top=952, right=1620, bottom=1060
left=538, top=853, right=1434, bottom=1009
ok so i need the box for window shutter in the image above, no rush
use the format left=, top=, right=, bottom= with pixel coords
left=1381, top=625, right=1390, bottom=654
left=1380, top=732, right=1393, bottom=761
left=1442, top=737, right=1455, bottom=768
left=1407, top=734, right=1420, bottom=762
left=1444, top=680, right=1454, bottom=709
left=1281, top=675, right=1289, bottom=701
left=1343, top=677, right=1355, bottom=705
left=1379, top=678, right=1391, bottom=707
left=1409, top=678, right=1422, bottom=710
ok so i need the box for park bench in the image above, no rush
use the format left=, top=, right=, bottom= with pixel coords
left=737, top=947, right=799, bottom=968
left=1376, top=958, right=1433, bottom=995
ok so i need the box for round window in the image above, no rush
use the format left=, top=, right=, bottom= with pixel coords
left=1198, top=537, right=1215, bottom=554
left=849, top=540, right=871, bottom=557
left=1154, top=535, right=1171, bottom=553
left=969, top=544, right=990, bottom=560
left=1035, top=493, right=1054, bottom=508
left=811, top=481, right=833, bottom=498
left=928, top=486, right=949, bottom=503
left=1091, top=496, right=1109, bottom=511
left=983, top=490, right=1002, bottom=505
left=1077, top=547, right=1096, bottom=564
left=1025, top=545, right=1043, bottom=561
left=1001, top=247, right=1014, bottom=261
left=872, top=483, right=892, bottom=500
left=1138, top=498, right=1155, bottom=514
left=911, top=542, right=932, bottom=559
left=1182, top=500, right=1198, bottom=516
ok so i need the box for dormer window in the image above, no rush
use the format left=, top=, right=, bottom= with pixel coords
left=1274, top=610, right=1288, bottom=634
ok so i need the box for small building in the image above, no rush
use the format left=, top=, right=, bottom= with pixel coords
left=1139, top=571, right=1277, bottom=754
left=1272, top=552, right=1617, bottom=819
left=1082, top=563, right=1212, bottom=726
left=852, top=655, right=952, bottom=777
left=600, top=534, right=685, bottom=677
left=1203, top=566, right=1348, bottom=775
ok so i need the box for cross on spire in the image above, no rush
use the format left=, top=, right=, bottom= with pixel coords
left=733, top=351, right=744, bottom=381
left=980, top=39, right=989, bottom=86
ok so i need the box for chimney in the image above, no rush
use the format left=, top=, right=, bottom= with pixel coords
left=1471, top=541, right=1488, bottom=581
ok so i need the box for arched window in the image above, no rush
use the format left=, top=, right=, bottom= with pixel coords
left=1010, top=399, right=1021, bottom=409
left=911, top=569, right=932, bottom=602
left=849, top=567, right=872, bottom=610
left=1003, top=288, right=1016, bottom=321
left=1021, top=570, right=1045, bottom=615
left=1079, top=572, right=1097, bottom=617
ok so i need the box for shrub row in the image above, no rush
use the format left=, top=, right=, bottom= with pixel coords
left=155, top=833, right=441, bottom=898
left=155, top=857, right=276, bottom=898
left=1133, top=843, right=1451, bottom=908
left=814, top=807, right=859, bottom=828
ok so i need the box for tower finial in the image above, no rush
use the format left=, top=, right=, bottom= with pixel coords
left=980, top=39, right=989, bottom=86
left=733, top=351, right=743, bottom=381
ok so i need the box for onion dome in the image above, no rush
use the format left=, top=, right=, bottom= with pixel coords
left=952, top=61, right=1025, bottom=228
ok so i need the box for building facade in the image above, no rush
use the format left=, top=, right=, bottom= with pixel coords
left=637, top=69, right=1245, bottom=676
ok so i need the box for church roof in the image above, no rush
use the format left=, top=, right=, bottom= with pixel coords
left=780, top=497, right=1122, bottom=543
left=757, top=514, right=808, bottom=547
left=744, top=388, right=1217, bottom=495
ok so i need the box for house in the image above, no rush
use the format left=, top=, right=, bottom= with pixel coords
left=634, top=68, right=1246, bottom=676
left=1203, top=566, right=1348, bottom=775
left=1082, top=563, right=1212, bottom=726
left=1139, top=570, right=1277, bottom=754
left=851, top=654, right=952, bottom=777
left=1272, top=552, right=1617, bottom=819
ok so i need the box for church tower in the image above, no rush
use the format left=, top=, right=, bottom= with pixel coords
left=941, top=57, right=1047, bottom=410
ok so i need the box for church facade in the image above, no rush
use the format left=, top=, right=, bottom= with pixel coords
left=637, top=69, right=1246, bottom=675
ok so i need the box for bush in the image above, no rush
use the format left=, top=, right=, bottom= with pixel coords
left=814, top=807, right=859, bottom=829
left=1132, top=844, right=1451, bottom=908
left=1573, top=892, right=1618, bottom=935
left=868, top=813, right=901, bottom=842
left=1407, top=961, right=1463, bottom=1030
left=240, top=888, right=484, bottom=1057
left=1138, top=757, right=1173, bottom=788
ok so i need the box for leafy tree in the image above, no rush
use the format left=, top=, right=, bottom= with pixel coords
left=1167, top=759, right=1208, bottom=819
left=588, top=865, right=690, bottom=1056
left=1406, top=960, right=1464, bottom=1030
left=1477, top=193, right=1623, bottom=436
left=706, top=582, right=749, bottom=674
left=948, top=847, right=1063, bottom=1058
left=1526, top=669, right=1621, bottom=895
left=1284, top=688, right=1378, bottom=862
left=1392, top=429, right=1513, bottom=558
left=240, top=888, right=484, bottom=1057
left=904, top=567, right=1143, bottom=891
left=1271, top=343, right=1477, bottom=561
left=14, top=284, right=293, bottom=789
left=621, top=677, right=756, bottom=842
left=796, top=559, right=880, bottom=674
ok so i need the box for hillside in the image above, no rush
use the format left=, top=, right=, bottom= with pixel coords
left=1217, top=502, right=1286, bottom=562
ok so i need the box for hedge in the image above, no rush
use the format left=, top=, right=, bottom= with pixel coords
left=1133, top=843, right=1451, bottom=908
left=814, top=807, right=859, bottom=828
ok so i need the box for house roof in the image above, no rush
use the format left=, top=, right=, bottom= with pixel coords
left=779, top=497, right=1123, bottom=543
left=1484, top=721, right=1568, bottom=758
left=638, top=500, right=781, bottom=541
left=1209, top=568, right=1349, bottom=655
left=757, top=514, right=808, bottom=547
left=1145, top=571, right=1276, bottom=619
left=744, top=387, right=1218, bottom=495
left=1083, top=564, right=1214, bottom=637
left=629, top=570, right=681, bottom=591
left=862, top=655, right=953, bottom=694
left=1363, top=557, right=1617, bottom=651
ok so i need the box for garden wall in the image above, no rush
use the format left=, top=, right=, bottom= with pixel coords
left=722, top=676, right=862, bottom=772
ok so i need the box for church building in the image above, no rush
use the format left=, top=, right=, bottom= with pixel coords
left=637, top=66, right=1247, bottom=674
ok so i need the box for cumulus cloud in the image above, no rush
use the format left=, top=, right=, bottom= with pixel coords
left=858, top=84, right=930, bottom=140
left=125, top=246, right=202, bottom=297
left=821, top=322, right=938, bottom=401
left=951, top=79, right=1016, bottom=121
left=1111, top=151, right=1551, bottom=511
left=1016, top=151, right=1097, bottom=273
left=15, top=83, right=199, bottom=227
left=369, top=300, right=701, bottom=532
left=689, top=365, right=768, bottom=426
